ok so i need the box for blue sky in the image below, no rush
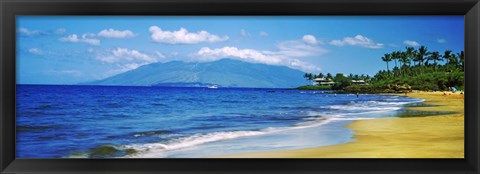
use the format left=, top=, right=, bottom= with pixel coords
left=16, top=16, right=464, bottom=84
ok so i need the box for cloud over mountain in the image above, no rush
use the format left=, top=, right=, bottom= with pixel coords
left=149, top=26, right=229, bottom=44
left=330, top=35, right=383, bottom=49
left=193, top=35, right=326, bottom=72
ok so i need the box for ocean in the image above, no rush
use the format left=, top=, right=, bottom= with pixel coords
left=16, top=85, right=423, bottom=158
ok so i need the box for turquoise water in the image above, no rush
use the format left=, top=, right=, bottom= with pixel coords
left=16, top=85, right=422, bottom=158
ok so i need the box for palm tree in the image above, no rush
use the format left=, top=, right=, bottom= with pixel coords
left=417, top=46, right=430, bottom=66
left=428, top=51, right=442, bottom=71
left=449, top=54, right=459, bottom=68
left=392, top=51, right=400, bottom=69
left=303, top=73, right=309, bottom=80
left=442, top=50, right=453, bottom=72
left=443, top=50, right=452, bottom=64
left=443, top=50, right=459, bottom=72
left=303, top=73, right=312, bottom=84
left=360, top=74, right=366, bottom=80
left=317, top=73, right=325, bottom=78
left=407, top=47, right=417, bottom=65
left=326, top=73, right=333, bottom=80
left=391, top=51, right=401, bottom=77
left=405, top=47, right=414, bottom=66
left=458, top=51, right=465, bottom=70
left=399, top=51, right=410, bottom=76
left=405, top=47, right=415, bottom=67
left=381, top=53, right=392, bottom=72
left=348, top=73, right=354, bottom=79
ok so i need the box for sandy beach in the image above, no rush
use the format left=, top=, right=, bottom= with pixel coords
left=216, top=91, right=464, bottom=158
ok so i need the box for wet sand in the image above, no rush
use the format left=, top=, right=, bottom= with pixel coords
left=216, top=91, right=464, bottom=158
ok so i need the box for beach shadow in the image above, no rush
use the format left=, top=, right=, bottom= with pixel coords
left=403, top=102, right=439, bottom=107
left=396, top=109, right=456, bottom=118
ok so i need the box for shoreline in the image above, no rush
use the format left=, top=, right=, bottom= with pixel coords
left=214, top=91, right=464, bottom=158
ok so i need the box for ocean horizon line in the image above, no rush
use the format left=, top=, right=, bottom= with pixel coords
left=15, top=84, right=308, bottom=90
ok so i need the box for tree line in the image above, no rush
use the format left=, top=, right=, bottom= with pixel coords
left=377, top=46, right=464, bottom=79
left=300, top=46, right=464, bottom=92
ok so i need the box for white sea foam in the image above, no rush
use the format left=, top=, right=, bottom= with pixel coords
left=328, top=105, right=402, bottom=111
left=330, top=117, right=375, bottom=121
left=124, top=97, right=424, bottom=158
left=327, top=98, right=423, bottom=112
left=124, top=130, right=267, bottom=157
left=124, top=117, right=338, bottom=158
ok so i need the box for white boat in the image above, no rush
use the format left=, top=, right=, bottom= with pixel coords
left=208, top=85, right=218, bottom=89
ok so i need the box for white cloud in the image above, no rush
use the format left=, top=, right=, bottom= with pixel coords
left=155, top=51, right=166, bottom=59
left=193, top=36, right=327, bottom=72
left=240, top=29, right=250, bottom=37
left=437, top=38, right=447, bottom=43
left=60, top=33, right=101, bottom=45
left=28, top=48, right=42, bottom=55
left=96, top=48, right=165, bottom=73
left=149, top=26, right=229, bottom=44
left=18, top=28, right=43, bottom=36
left=403, top=40, right=420, bottom=47
left=98, top=28, right=135, bottom=38
left=302, top=35, right=317, bottom=45
left=19, top=27, right=67, bottom=36
left=330, top=35, right=383, bottom=49
left=272, top=40, right=326, bottom=57
left=98, top=48, right=157, bottom=63
left=259, top=31, right=269, bottom=37
left=195, top=47, right=320, bottom=72
left=61, top=34, right=80, bottom=42
left=81, top=33, right=100, bottom=45
left=112, top=48, right=152, bottom=61
left=197, top=47, right=279, bottom=63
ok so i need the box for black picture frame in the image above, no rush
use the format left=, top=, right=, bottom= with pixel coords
left=1, top=0, right=479, bottom=173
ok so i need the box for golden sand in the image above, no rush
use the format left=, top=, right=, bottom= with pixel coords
left=216, top=91, right=464, bottom=158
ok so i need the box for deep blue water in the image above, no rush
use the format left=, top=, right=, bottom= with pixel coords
left=16, top=85, right=422, bottom=158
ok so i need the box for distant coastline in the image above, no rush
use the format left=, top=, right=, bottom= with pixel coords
left=293, top=84, right=412, bottom=94
left=296, top=46, right=464, bottom=95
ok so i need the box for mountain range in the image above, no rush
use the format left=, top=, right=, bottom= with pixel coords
left=88, top=59, right=308, bottom=88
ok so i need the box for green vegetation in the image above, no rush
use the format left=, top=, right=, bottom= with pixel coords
left=89, top=145, right=121, bottom=158
left=87, top=145, right=138, bottom=158
left=299, top=46, right=464, bottom=93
